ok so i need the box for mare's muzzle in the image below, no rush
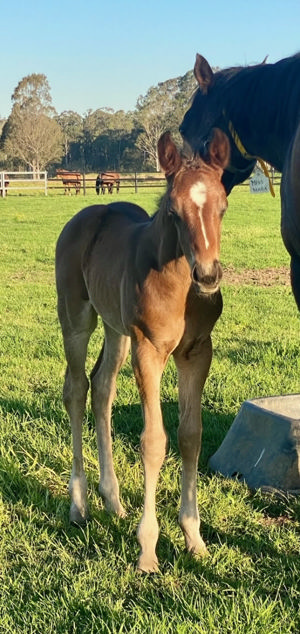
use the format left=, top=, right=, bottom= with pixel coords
left=191, top=260, right=223, bottom=294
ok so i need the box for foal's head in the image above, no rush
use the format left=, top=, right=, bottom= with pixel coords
left=158, top=128, right=230, bottom=295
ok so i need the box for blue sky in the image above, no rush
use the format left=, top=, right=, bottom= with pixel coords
left=1, top=0, right=299, bottom=119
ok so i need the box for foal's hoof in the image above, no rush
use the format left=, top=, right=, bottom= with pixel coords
left=187, top=539, right=209, bottom=558
left=105, top=500, right=127, bottom=519
left=70, top=503, right=90, bottom=526
left=137, top=553, right=159, bottom=574
left=99, top=485, right=127, bottom=518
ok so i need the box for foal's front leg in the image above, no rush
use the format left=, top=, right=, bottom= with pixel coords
left=173, top=336, right=213, bottom=557
left=131, top=337, right=168, bottom=573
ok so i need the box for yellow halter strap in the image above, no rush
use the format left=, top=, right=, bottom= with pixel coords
left=227, top=119, right=275, bottom=197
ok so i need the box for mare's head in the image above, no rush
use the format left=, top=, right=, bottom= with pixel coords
left=180, top=54, right=256, bottom=193
left=158, top=128, right=230, bottom=295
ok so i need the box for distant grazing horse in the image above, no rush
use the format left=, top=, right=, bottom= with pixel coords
left=180, top=53, right=300, bottom=309
left=56, top=169, right=81, bottom=195
left=56, top=129, right=230, bottom=572
left=96, top=171, right=120, bottom=194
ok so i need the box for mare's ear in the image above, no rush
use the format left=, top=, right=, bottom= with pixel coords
left=158, top=132, right=182, bottom=177
left=207, top=128, right=230, bottom=171
left=194, top=54, right=214, bottom=94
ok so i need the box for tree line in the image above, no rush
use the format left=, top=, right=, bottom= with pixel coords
left=0, top=70, right=203, bottom=174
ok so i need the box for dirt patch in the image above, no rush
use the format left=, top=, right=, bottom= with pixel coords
left=223, top=266, right=290, bottom=287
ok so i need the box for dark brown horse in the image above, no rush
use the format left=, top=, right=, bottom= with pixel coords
left=55, top=129, right=229, bottom=572
left=180, top=53, right=300, bottom=309
left=56, top=169, right=81, bottom=195
left=96, top=171, right=120, bottom=194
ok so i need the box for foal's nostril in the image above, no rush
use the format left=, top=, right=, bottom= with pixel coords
left=192, top=261, right=222, bottom=290
left=192, top=264, right=201, bottom=284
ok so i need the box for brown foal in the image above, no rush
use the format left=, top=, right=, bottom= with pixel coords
left=55, top=129, right=230, bottom=572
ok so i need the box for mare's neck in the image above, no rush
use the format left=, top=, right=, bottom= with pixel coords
left=224, top=57, right=300, bottom=171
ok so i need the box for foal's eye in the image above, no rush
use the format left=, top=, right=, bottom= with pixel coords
left=168, top=208, right=178, bottom=219
left=220, top=207, right=227, bottom=218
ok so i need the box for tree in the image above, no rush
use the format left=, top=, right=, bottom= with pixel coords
left=56, top=110, right=83, bottom=167
left=135, top=72, right=197, bottom=170
left=1, top=73, right=63, bottom=172
left=12, top=73, right=55, bottom=116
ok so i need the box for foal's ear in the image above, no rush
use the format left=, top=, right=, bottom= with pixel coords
left=158, top=132, right=182, bottom=177
left=207, top=128, right=230, bottom=172
left=194, top=54, right=214, bottom=94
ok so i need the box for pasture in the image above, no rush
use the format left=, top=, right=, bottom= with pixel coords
left=0, top=186, right=299, bottom=633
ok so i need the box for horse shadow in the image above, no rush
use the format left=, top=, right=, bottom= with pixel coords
left=0, top=393, right=298, bottom=580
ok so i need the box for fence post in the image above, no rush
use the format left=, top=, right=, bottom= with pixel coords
left=0, top=172, right=5, bottom=198
left=134, top=172, right=138, bottom=193
left=83, top=172, right=86, bottom=196
left=45, top=171, right=48, bottom=196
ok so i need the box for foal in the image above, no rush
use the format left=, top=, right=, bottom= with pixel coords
left=56, top=129, right=230, bottom=572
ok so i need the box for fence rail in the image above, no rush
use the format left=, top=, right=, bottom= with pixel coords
left=0, top=169, right=281, bottom=197
left=0, top=171, right=47, bottom=197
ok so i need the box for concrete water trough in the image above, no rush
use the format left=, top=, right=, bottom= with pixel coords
left=209, top=394, right=300, bottom=495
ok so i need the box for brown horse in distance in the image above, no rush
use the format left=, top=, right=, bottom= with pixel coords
left=180, top=53, right=300, bottom=309
left=96, top=171, right=120, bottom=194
left=55, top=129, right=230, bottom=572
left=56, top=169, right=81, bottom=195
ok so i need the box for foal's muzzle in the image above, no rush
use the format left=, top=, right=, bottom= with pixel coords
left=191, top=260, right=223, bottom=295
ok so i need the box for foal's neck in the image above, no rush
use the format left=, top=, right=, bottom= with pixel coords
left=139, top=191, right=183, bottom=273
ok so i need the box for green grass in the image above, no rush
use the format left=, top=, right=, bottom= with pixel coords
left=0, top=187, right=299, bottom=633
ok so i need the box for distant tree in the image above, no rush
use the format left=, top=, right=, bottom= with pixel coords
left=0, top=117, right=6, bottom=135
left=11, top=73, right=55, bottom=116
left=91, top=110, right=137, bottom=171
left=56, top=110, right=83, bottom=166
left=76, top=108, right=138, bottom=171
left=1, top=73, right=63, bottom=172
left=0, top=118, right=6, bottom=167
left=135, top=71, right=197, bottom=170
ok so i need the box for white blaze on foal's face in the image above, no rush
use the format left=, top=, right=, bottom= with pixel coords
left=189, top=181, right=209, bottom=249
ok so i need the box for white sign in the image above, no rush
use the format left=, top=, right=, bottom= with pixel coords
left=249, top=170, right=270, bottom=194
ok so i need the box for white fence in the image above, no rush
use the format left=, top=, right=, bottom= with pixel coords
left=0, top=171, right=48, bottom=197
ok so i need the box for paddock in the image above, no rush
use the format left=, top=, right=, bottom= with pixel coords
left=0, top=189, right=299, bottom=630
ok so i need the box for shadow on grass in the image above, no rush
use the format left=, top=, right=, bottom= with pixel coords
left=1, top=394, right=298, bottom=587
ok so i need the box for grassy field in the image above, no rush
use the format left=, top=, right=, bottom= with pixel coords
left=0, top=186, right=299, bottom=633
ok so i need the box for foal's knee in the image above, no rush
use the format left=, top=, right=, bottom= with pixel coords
left=178, top=426, right=201, bottom=461
left=63, top=368, right=89, bottom=413
left=140, top=427, right=168, bottom=468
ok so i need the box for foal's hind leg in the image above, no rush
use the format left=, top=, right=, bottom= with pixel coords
left=60, top=300, right=97, bottom=525
left=173, top=336, right=213, bottom=557
left=91, top=324, right=130, bottom=517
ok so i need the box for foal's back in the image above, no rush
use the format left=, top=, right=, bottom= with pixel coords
left=56, top=202, right=150, bottom=334
left=56, top=203, right=149, bottom=290
left=56, top=202, right=149, bottom=258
